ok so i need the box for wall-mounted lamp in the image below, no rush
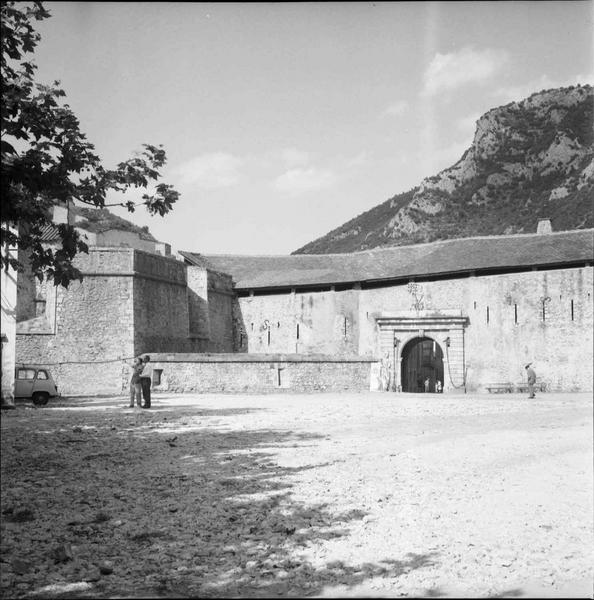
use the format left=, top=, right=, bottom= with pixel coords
left=393, top=333, right=400, bottom=348
left=444, top=336, right=451, bottom=348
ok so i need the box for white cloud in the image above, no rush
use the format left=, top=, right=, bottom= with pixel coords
left=272, top=167, right=337, bottom=195
left=280, top=148, right=310, bottom=168
left=422, top=47, right=509, bottom=96
left=173, top=152, right=243, bottom=189
left=382, top=100, right=409, bottom=117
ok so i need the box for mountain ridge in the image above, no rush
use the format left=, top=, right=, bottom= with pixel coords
left=294, top=84, right=593, bottom=255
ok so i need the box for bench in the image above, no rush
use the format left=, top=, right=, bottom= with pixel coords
left=486, top=382, right=514, bottom=393
left=514, top=382, right=547, bottom=393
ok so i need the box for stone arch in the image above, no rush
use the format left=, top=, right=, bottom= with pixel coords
left=400, top=336, right=444, bottom=393
left=375, top=311, right=468, bottom=393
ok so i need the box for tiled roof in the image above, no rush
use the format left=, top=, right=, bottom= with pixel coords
left=180, top=229, right=594, bottom=290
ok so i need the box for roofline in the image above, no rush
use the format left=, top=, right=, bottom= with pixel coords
left=179, top=251, right=234, bottom=279
left=182, top=228, right=594, bottom=261
left=233, top=260, right=594, bottom=293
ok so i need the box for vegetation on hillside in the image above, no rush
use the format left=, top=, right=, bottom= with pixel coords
left=73, top=206, right=156, bottom=240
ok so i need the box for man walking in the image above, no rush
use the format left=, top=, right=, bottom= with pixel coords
left=525, top=363, right=537, bottom=398
left=140, top=355, right=153, bottom=409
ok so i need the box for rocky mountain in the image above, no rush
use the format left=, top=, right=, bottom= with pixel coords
left=294, top=84, right=593, bottom=255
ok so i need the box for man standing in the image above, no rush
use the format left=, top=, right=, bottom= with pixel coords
left=140, top=355, right=153, bottom=409
left=525, top=363, right=537, bottom=398
left=128, top=356, right=144, bottom=408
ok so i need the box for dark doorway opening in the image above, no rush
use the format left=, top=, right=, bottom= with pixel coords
left=401, top=336, right=444, bottom=393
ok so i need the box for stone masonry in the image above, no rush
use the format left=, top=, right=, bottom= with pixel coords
left=236, top=266, right=593, bottom=392
left=16, top=248, right=231, bottom=396
left=148, top=353, right=376, bottom=394
left=13, top=237, right=594, bottom=397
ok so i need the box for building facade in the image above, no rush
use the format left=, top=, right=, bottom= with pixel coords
left=15, top=248, right=235, bottom=395
left=184, top=227, right=594, bottom=394
left=14, top=225, right=594, bottom=396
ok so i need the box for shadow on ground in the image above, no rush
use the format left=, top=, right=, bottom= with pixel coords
left=1, top=398, right=438, bottom=598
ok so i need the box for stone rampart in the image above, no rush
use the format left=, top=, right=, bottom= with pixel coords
left=148, top=353, right=377, bottom=394
left=235, top=266, right=593, bottom=392
left=206, top=270, right=234, bottom=352
left=359, top=267, right=594, bottom=393
left=17, top=270, right=135, bottom=396
left=16, top=248, right=199, bottom=396
left=238, top=289, right=360, bottom=355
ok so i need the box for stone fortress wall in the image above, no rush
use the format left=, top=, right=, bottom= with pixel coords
left=236, top=266, right=593, bottom=392
left=14, top=239, right=594, bottom=396
left=16, top=248, right=236, bottom=396
left=148, top=353, right=375, bottom=394
left=18, top=249, right=138, bottom=395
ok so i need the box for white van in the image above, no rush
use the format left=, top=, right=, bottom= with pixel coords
left=14, top=365, right=59, bottom=405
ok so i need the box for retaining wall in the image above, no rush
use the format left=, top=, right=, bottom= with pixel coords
left=148, top=353, right=377, bottom=394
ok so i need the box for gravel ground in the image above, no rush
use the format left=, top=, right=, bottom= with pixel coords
left=1, top=391, right=592, bottom=599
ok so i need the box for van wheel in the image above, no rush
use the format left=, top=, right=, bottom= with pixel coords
left=32, top=392, right=49, bottom=406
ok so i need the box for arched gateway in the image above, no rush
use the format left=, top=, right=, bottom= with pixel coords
left=400, top=336, right=444, bottom=393
left=375, top=311, right=469, bottom=393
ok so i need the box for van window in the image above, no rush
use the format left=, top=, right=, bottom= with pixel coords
left=17, top=369, right=36, bottom=380
left=37, top=370, right=48, bottom=380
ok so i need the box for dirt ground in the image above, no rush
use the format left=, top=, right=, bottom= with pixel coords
left=1, top=391, right=592, bottom=599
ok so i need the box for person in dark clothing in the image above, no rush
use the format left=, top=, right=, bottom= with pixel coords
left=525, top=363, right=537, bottom=398
left=140, top=355, right=153, bottom=408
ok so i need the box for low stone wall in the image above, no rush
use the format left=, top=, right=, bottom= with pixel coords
left=15, top=352, right=378, bottom=397
left=149, top=353, right=378, bottom=394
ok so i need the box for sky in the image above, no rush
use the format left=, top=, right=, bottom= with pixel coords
left=33, top=1, right=594, bottom=256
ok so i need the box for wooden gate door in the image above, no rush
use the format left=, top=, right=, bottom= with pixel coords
left=401, top=337, right=444, bottom=393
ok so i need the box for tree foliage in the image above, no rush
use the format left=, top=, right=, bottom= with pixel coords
left=1, top=1, right=180, bottom=286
